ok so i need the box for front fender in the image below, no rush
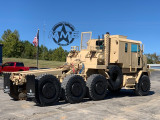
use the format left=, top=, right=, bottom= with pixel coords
left=136, top=70, right=150, bottom=83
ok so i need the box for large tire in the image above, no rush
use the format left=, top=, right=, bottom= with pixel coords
left=35, top=74, right=61, bottom=106
left=135, top=75, right=150, bottom=96
left=62, top=75, right=86, bottom=104
left=108, top=65, right=123, bottom=91
left=59, top=88, right=65, bottom=101
left=86, top=74, right=108, bottom=100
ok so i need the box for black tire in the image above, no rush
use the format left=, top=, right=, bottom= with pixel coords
left=86, top=74, right=108, bottom=100
left=135, top=75, right=150, bottom=96
left=59, top=88, right=65, bottom=101
left=35, top=74, right=61, bottom=106
left=61, top=75, right=86, bottom=104
left=108, top=65, right=123, bottom=91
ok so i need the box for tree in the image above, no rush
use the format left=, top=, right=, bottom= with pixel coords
left=145, top=53, right=160, bottom=64
left=21, top=41, right=36, bottom=59
left=39, top=45, right=49, bottom=60
left=0, top=29, right=69, bottom=61
left=1, top=29, right=12, bottom=41
left=52, top=46, right=68, bottom=61
left=1, top=29, right=23, bottom=57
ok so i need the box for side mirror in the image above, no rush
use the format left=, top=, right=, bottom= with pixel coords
left=141, top=44, right=144, bottom=53
left=139, top=44, right=144, bottom=53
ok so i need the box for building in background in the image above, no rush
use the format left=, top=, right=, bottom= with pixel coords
left=148, top=64, right=160, bottom=70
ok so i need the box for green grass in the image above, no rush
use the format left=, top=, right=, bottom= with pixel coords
left=3, top=58, right=65, bottom=68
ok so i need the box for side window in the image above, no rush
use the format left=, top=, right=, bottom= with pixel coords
left=3, top=63, right=14, bottom=67
left=131, top=44, right=140, bottom=52
left=125, top=43, right=128, bottom=52
left=16, top=63, right=24, bottom=67
left=9, top=63, right=14, bottom=66
left=96, top=40, right=104, bottom=49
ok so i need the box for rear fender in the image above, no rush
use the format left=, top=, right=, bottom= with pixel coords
left=26, top=75, right=36, bottom=98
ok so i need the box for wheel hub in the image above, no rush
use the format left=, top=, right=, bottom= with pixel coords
left=42, top=83, right=56, bottom=99
left=112, top=72, right=118, bottom=82
left=141, top=80, right=149, bottom=92
left=71, top=82, right=82, bottom=97
left=95, top=81, right=105, bottom=95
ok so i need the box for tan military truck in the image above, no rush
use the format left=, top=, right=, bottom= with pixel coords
left=3, top=32, right=150, bottom=106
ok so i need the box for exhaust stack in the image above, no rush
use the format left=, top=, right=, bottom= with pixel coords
left=104, top=32, right=110, bottom=66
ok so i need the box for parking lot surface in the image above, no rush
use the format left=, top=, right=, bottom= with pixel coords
left=0, top=71, right=160, bottom=120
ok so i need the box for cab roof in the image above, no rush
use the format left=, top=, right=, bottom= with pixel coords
left=110, top=35, right=142, bottom=44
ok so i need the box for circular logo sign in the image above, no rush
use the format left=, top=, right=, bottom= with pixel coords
left=51, top=22, right=79, bottom=46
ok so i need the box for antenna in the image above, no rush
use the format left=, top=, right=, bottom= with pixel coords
left=102, top=34, right=104, bottom=40
left=98, top=35, right=100, bottom=40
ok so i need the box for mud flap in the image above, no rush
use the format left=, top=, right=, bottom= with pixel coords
left=3, top=73, right=11, bottom=94
left=26, top=75, right=36, bottom=98
left=35, top=79, right=41, bottom=105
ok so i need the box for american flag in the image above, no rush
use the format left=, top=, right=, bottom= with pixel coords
left=33, top=31, right=39, bottom=47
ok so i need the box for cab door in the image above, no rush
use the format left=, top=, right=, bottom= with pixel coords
left=7, top=63, right=15, bottom=72
left=130, top=44, right=141, bottom=71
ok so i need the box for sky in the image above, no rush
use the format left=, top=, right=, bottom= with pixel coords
left=0, top=0, right=160, bottom=54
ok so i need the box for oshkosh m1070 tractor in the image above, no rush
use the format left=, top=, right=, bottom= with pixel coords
left=4, top=32, right=150, bottom=106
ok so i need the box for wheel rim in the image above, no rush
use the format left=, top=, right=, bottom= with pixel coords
left=42, top=82, right=56, bottom=99
left=71, top=82, right=83, bottom=97
left=141, top=80, right=149, bottom=92
left=95, top=81, right=105, bottom=95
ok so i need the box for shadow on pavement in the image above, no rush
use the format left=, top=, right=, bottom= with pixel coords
left=9, top=89, right=155, bottom=107
left=105, top=89, right=155, bottom=100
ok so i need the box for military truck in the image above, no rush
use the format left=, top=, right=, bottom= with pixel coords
left=3, top=32, right=150, bottom=106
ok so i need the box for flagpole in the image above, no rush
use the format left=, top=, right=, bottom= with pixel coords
left=37, top=29, right=39, bottom=69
